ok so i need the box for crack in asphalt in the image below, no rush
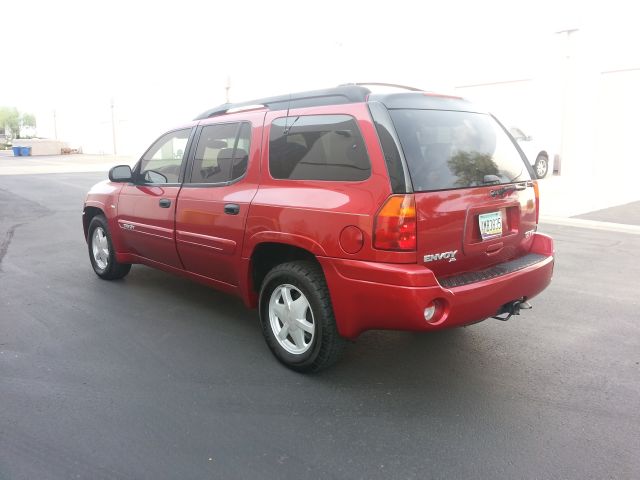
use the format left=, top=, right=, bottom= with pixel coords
left=0, top=223, right=22, bottom=268
left=0, top=186, right=53, bottom=271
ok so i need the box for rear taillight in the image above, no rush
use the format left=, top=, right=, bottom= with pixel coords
left=533, top=180, right=540, bottom=224
left=373, top=194, right=416, bottom=251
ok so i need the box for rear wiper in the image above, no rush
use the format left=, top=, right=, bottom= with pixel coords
left=483, top=175, right=501, bottom=185
left=490, top=182, right=527, bottom=197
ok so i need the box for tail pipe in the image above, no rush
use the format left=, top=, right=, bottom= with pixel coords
left=492, top=297, right=532, bottom=322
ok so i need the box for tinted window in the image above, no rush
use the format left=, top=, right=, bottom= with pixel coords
left=140, top=129, right=190, bottom=183
left=269, top=115, right=370, bottom=181
left=369, top=102, right=408, bottom=193
left=389, top=109, right=531, bottom=192
left=189, top=122, right=251, bottom=184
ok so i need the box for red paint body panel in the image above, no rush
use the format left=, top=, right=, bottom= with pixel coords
left=174, top=111, right=265, bottom=285
left=414, top=185, right=537, bottom=278
left=118, top=252, right=239, bottom=297
left=82, top=180, right=126, bottom=252
left=244, top=104, right=416, bottom=265
left=84, top=95, right=555, bottom=341
left=319, top=232, right=554, bottom=338
left=117, top=185, right=183, bottom=268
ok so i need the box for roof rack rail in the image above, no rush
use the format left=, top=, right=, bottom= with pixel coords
left=339, top=82, right=423, bottom=92
left=226, top=104, right=265, bottom=114
left=194, top=85, right=371, bottom=120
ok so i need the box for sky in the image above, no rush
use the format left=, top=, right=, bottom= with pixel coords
left=1, top=0, right=638, bottom=155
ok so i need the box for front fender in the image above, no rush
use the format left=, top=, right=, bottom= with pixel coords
left=83, top=181, right=125, bottom=250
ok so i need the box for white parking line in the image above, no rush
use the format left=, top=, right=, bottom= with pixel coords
left=541, top=216, right=640, bottom=235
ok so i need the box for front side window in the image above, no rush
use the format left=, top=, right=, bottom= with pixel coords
left=269, top=115, right=371, bottom=181
left=139, top=129, right=190, bottom=184
left=189, top=122, right=251, bottom=184
left=389, top=109, right=531, bottom=192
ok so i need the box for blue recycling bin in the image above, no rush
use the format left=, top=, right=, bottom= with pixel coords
left=12, top=146, right=21, bottom=156
left=20, top=146, right=31, bottom=156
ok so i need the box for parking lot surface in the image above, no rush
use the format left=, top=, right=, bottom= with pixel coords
left=1, top=171, right=639, bottom=479
left=575, top=200, right=640, bottom=226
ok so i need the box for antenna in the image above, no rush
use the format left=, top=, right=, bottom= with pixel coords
left=283, top=93, right=292, bottom=135
left=225, top=76, right=231, bottom=103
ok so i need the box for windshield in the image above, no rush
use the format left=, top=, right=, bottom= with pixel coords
left=389, top=109, right=530, bottom=192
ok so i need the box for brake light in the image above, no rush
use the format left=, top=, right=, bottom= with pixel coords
left=533, top=180, right=540, bottom=224
left=373, top=194, right=416, bottom=251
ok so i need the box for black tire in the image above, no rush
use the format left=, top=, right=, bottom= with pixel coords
left=87, top=214, right=131, bottom=280
left=534, top=154, right=548, bottom=178
left=259, top=261, right=346, bottom=372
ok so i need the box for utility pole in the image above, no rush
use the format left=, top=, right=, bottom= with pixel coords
left=110, top=98, right=117, bottom=156
left=225, top=76, right=231, bottom=103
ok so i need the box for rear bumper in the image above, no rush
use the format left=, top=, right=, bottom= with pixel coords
left=319, top=233, right=554, bottom=339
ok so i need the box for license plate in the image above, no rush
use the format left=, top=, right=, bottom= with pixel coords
left=479, top=211, right=502, bottom=240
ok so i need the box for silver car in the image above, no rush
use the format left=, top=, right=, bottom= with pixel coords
left=509, top=127, right=555, bottom=178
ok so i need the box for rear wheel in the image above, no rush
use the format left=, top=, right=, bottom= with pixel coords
left=534, top=154, right=548, bottom=178
left=87, top=215, right=131, bottom=280
left=259, top=261, right=345, bottom=372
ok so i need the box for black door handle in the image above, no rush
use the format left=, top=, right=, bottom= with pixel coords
left=159, top=198, right=171, bottom=208
left=224, top=203, right=240, bottom=215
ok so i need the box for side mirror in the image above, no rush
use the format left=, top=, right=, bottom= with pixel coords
left=108, top=165, right=133, bottom=182
left=143, top=170, right=168, bottom=184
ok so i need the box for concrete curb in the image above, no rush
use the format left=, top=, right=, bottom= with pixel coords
left=540, top=216, right=640, bottom=235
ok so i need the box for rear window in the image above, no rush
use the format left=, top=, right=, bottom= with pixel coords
left=389, top=109, right=530, bottom=191
left=269, top=115, right=370, bottom=181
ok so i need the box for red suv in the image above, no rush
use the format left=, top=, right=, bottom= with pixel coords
left=83, top=84, right=554, bottom=372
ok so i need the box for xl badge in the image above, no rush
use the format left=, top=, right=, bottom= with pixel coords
left=424, top=250, right=458, bottom=263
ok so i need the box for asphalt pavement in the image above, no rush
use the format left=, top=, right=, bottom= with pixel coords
left=575, top=200, right=640, bottom=226
left=1, top=172, right=639, bottom=479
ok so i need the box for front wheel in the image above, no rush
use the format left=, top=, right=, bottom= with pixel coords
left=534, top=154, right=549, bottom=178
left=87, top=215, right=131, bottom=280
left=259, top=261, right=345, bottom=372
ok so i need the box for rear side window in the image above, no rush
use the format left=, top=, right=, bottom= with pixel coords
left=389, top=109, right=531, bottom=191
left=189, top=122, right=251, bottom=184
left=269, top=115, right=370, bottom=181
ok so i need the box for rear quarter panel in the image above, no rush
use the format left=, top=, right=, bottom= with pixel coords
left=243, top=103, right=416, bottom=264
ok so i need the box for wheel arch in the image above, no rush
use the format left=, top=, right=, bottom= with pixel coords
left=83, top=206, right=105, bottom=240
left=249, top=242, right=321, bottom=298
left=253, top=246, right=346, bottom=371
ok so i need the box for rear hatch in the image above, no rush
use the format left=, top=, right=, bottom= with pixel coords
left=388, top=107, right=537, bottom=280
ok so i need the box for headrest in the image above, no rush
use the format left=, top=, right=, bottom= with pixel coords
left=233, top=148, right=248, bottom=160
left=218, top=148, right=248, bottom=161
left=208, top=139, right=227, bottom=149
left=217, top=148, right=235, bottom=161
